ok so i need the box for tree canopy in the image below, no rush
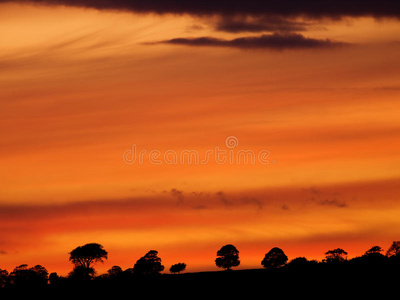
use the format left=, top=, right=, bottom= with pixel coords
left=364, top=246, right=384, bottom=257
left=324, top=248, right=348, bottom=263
left=386, top=241, right=400, bottom=257
left=169, top=263, right=186, bottom=274
left=261, top=247, right=288, bottom=268
left=69, top=243, right=108, bottom=269
left=133, top=250, right=165, bottom=275
left=215, top=244, right=240, bottom=270
left=9, top=264, right=48, bottom=287
left=107, top=266, right=123, bottom=278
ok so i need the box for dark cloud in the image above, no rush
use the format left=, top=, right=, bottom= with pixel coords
left=3, top=0, right=400, bottom=18
left=156, top=33, right=347, bottom=50
left=169, top=188, right=184, bottom=204
left=240, top=197, right=264, bottom=210
left=0, top=190, right=263, bottom=223
left=319, top=198, right=348, bottom=208
left=250, top=197, right=264, bottom=210
left=3, top=0, right=390, bottom=54
left=216, top=191, right=232, bottom=208
left=307, top=187, right=348, bottom=208
left=214, top=15, right=309, bottom=33
left=0, top=197, right=173, bottom=221
left=191, top=204, right=209, bottom=210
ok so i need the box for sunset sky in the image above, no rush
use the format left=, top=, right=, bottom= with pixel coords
left=1, top=1, right=400, bottom=275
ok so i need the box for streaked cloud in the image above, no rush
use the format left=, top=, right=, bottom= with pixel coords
left=213, top=15, right=309, bottom=33
left=155, top=33, right=347, bottom=50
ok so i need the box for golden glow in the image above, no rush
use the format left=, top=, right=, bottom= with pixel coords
left=1, top=3, right=400, bottom=275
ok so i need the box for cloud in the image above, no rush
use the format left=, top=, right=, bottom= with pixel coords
left=2, top=177, right=398, bottom=228
left=169, top=188, right=184, bottom=204
left=240, top=197, right=264, bottom=210
left=3, top=0, right=400, bottom=19
left=0, top=189, right=263, bottom=224
left=250, top=197, right=264, bottom=210
left=307, top=187, right=348, bottom=208
left=214, top=15, right=309, bottom=33
left=216, top=191, right=232, bottom=208
left=156, top=33, right=347, bottom=50
left=319, top=198, right=348, bottom=208
left=0, top=197, right=173, bottom=221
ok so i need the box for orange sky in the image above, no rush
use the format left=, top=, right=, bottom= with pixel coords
left=1, top=2, right=400, bottom=275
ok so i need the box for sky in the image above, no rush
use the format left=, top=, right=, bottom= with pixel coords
left=1, top=1, right=400, bottom=275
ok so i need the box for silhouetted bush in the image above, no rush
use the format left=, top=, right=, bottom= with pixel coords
left=169, top=263, right=186, bottom=274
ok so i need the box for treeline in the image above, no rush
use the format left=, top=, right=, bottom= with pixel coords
left=1, top=241, right=400, bottom=290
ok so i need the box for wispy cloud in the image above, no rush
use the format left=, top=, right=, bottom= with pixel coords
left=169, top=188, right=184, bottom=204
left=308, top=187, right=348, bottom=208
left=319, top=198, right=348, bottom=208
left=216, top=191, right=232, bottom=208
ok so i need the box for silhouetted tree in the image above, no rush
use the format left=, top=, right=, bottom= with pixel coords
left=10, top=264, right=30, bottom=286
left=133, top=250, right=165, bottom=275
left=261, top=247, right=288, bottom=268
left=69, top=243, right=108, bottom=269
left=30, top=265, right=49, bottom=282
left=68, top=265, right=96, bottom=280
left=49, top=272, right=60, bottom=285
left=215, top=244, right=240, bottom=270
left=288, top=257, right=308, bottom=268
left=324, top=248, right=348, bottom=263
left=10, top=264, right=48, bottom=287
left=350, top=245, right=387, bottom=266
left=123, top=268, right=134, bottom=275
left=0, top=269, right=9, bottom=288
left=170, top=263, right=186, bottom=274
left=386, top=241, right=400, bottom=257
left=364, top=246, right=384, bottom=257
left=107, top=265, right=123, bottom=278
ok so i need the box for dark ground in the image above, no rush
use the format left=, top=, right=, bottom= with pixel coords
left=2, top=259, right=399, bottom=299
